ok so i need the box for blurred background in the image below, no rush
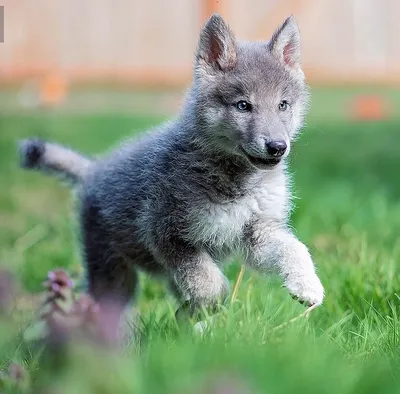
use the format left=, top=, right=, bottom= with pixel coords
left=1, top=0, right=400, bottom=119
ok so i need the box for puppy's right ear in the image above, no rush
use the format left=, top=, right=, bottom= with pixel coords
left=196, top=13, right=237, bottom=72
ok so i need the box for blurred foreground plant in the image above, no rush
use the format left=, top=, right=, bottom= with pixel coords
left=24, top=269, right=124, bottom=349
left=0, top=268, right=129, bottom=393
left=0, top=363, right=30, bottom=393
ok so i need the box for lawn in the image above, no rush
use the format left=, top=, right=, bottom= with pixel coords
left=0, top=99, right=400, bottom=392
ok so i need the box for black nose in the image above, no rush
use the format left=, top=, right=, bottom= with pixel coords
left=266, top=140, right=287, bottom=157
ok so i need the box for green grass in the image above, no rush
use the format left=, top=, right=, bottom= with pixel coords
left=1, top=108, right=400, bottom=393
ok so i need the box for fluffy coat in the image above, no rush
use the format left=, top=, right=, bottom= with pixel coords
left=19, top=14, right=325, bottom=317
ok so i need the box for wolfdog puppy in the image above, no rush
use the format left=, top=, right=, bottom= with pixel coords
left=19, top=14, right=324, bottom=321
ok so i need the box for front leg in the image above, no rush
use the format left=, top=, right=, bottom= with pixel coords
left=245, top=225, right=324, bottom=306
left=155, top=240, right=230, bottom=318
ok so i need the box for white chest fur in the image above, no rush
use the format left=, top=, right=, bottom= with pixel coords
left=187, top=169, right=289, bottom=250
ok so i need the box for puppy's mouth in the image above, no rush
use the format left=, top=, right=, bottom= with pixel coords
left=240, top=149, right=281, bottom=169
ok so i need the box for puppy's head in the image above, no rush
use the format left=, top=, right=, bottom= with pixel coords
left=192, top=14, right=309, bottom=170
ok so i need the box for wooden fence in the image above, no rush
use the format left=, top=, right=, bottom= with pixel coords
left=1, top=0, right=400, bottom=86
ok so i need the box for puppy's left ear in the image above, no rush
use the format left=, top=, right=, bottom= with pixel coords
left=268, top=16, right=302, bottom=73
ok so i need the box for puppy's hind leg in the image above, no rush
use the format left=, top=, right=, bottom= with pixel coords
left=86, top=251, right=138, bottom=308
left=81, top=202, right=138, bottom=343
left=83, top=239, right=139, bottom=344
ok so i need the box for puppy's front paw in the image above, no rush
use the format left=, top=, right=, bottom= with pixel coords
left=284, top=273, right=324, bottom=307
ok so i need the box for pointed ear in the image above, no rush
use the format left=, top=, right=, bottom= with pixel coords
left=196, top=13, right=237, bottom=71
left=268, top=16, right=301, bottom=72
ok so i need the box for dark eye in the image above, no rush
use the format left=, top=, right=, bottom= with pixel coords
left=236, top=100, right=252, bottom=112
left=278, top=100, right=289, bottom=111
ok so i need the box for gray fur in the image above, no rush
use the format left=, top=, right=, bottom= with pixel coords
left=19, top=14, right=324, bottom=317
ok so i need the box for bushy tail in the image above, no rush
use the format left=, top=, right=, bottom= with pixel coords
left=19, top=139, right=93, bottom=184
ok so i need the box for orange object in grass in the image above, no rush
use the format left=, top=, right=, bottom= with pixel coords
left=351, top=94, right=390, bottom=121
left=40, top=74, right=68, bottom=107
